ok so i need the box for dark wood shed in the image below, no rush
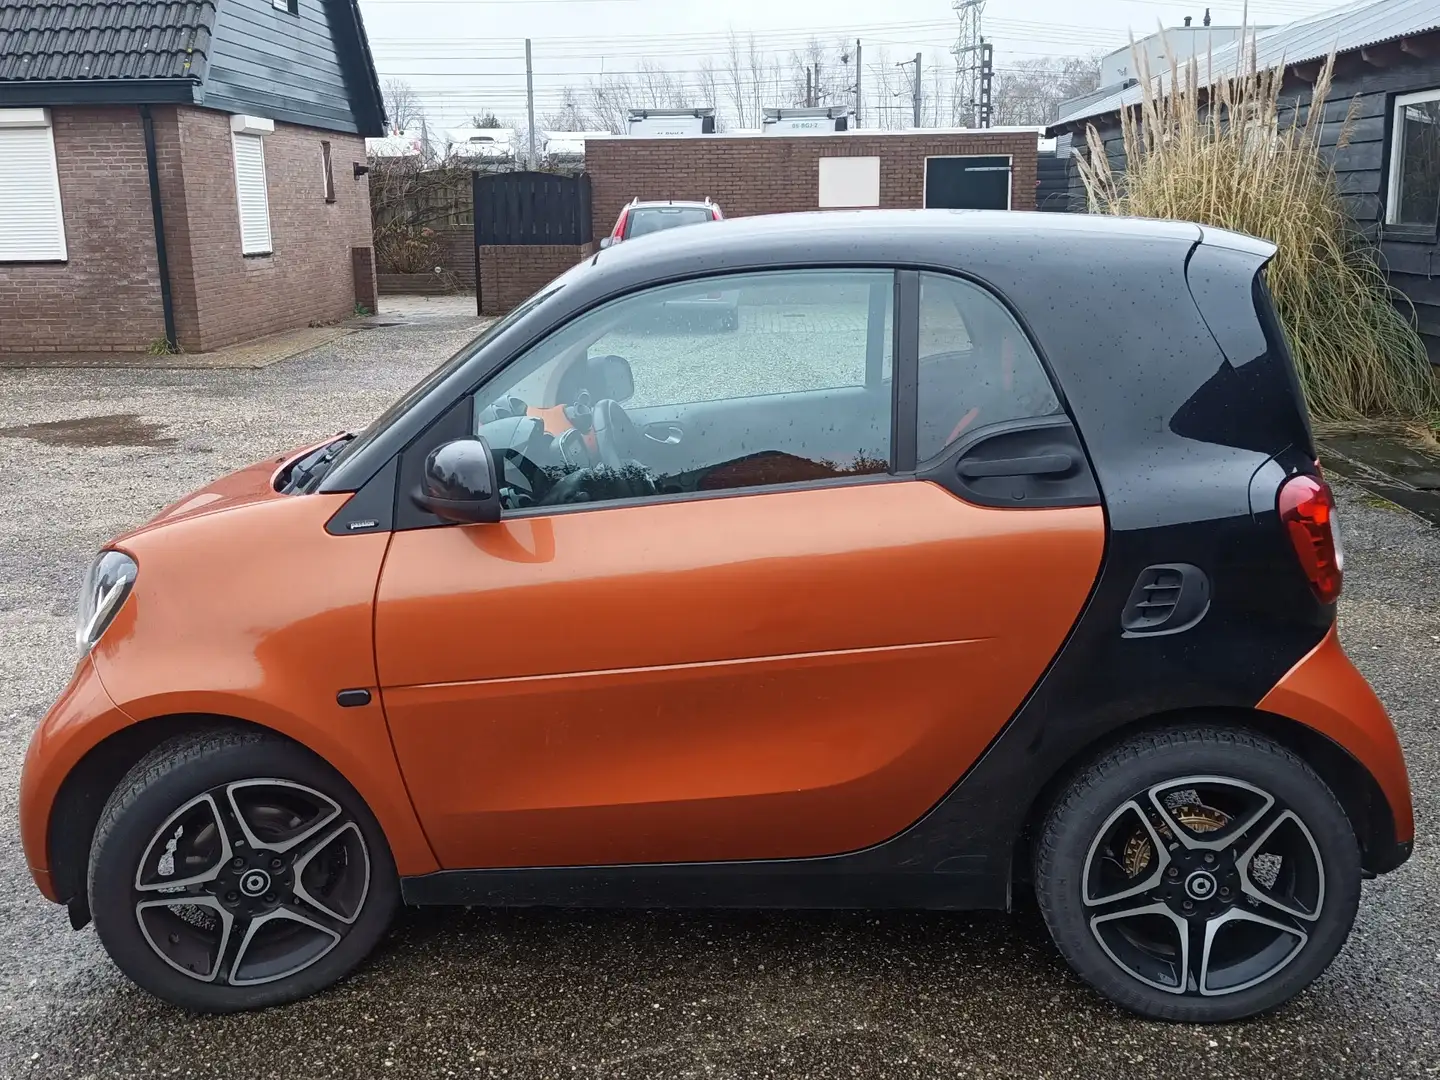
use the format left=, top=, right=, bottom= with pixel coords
left=1048, top=0, right=1440, bottom=363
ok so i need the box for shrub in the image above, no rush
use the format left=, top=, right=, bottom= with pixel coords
left=1077, top=48, right=1440, bottom=430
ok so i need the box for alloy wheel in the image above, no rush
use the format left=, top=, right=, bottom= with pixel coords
left=131, top=779, right=371, bottom=987
left=1082, top=775, right=1324, bottom=997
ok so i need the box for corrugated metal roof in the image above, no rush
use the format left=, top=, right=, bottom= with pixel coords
left=1054, top=0, right=1440, bottom=128
left=0, top=1, right=215, bottom=82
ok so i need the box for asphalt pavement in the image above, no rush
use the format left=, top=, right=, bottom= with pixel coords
left=0, top=305, right=1437, bottom=1080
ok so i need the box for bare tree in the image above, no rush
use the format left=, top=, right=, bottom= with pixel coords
left=541, top=86, right=588, bottom=132
left=696, top=59, right=723, bottom=130
left=587, top=74, right=638, bottom=134
left=929, top=52, right=949, bottom=127
left=382, top=77, right=423, bottom=134
left=869, top=46, right=901, bottom=130
left=635, top=59, right=691, bottom=109
left=724, top=31, right=749, bottom=128
left=746, top=34, right=767, bottom=129
left=992, top=54, right=1103, bottom=126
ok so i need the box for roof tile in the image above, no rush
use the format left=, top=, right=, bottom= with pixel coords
left=0, top=1, right=216, bottom=82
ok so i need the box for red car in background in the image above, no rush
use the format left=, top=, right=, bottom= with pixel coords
left=602, top=197, right=724, bottom=245
left=600, top=199, right=738, bottom=330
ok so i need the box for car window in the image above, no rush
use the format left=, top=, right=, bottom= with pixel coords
left=916, top=272, right=1061, bottom=462
left=472, top=269, right=894, bottom=512
left=625, top=207, right=714, bottom=238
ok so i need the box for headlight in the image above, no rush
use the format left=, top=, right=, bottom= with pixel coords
left=76, top=551, right=137, bottom=654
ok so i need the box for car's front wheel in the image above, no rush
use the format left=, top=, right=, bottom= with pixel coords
left=1034, top=725, right=1361, bottom=1022
left=87, top=729, right=398, bottom=1012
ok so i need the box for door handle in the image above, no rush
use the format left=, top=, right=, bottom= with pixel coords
left=643, top=423, right=683, bottom=445
left=957, top=453, right=1073, bottom=478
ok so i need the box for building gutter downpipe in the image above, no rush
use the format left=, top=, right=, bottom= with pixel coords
left=139, top=105, right=178, bottom=352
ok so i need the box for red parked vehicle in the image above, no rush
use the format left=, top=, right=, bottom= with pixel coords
left=601, top=197, right=724, bottom=246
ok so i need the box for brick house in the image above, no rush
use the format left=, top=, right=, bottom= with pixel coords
left=0, top=0, right=386, bottom=357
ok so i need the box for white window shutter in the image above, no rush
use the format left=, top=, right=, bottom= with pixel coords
left=0, top=124, right=67, bottom=261
left=232, top=133, right=272, bottom=255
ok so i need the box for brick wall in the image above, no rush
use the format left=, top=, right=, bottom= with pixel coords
left=0, top=106, right=165, bottom=353
left=0, top=105, right=375, bottom=356
left=584, top=132, right=1038, bottom=241
left=478, top=244, right=590, bottom=316
left=164, top=107, right=374, bottom=351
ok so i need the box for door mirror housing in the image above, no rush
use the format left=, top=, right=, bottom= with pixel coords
left=412, top=437, right=502, bottom=524
left=598, top=236, right=614, bottom=249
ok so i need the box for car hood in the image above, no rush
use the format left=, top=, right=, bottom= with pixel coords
left=113, top=440, right=328, bottom=542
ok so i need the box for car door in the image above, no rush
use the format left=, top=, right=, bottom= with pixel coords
left=373, top=267, right=1105, bottom=870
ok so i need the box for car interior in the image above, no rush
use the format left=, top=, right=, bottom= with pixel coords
left=470, top=270, right=1059, bottom=512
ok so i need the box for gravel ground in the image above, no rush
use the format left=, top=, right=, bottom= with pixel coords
left=0, top=311, right=1437, bottom=1080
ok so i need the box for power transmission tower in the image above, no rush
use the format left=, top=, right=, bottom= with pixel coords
left=979, top=41, right=993, bottom=128
left=952, top=0, right=986, bottom=127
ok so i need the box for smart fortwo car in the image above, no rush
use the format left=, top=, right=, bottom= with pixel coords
left=21, top=211, right=1412, bottom=1021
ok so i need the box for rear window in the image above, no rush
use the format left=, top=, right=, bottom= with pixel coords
left=625, top=206, right=714, bottom=238
left=916, top=272, right=1061, bottom=462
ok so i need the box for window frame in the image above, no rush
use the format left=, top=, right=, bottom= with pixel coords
left=1385, top=87, right=1440, bottom=234
left=912, top=268, right=1065, bottom=467
left=449, top=266, right=912, bottom=524
left=271, top=0, right=299, bottom=13
left=0, top=108, right=67, bottom=263
left=321, top=139, right=335, bottom=203
left=232, top=132, right=273, bottom=257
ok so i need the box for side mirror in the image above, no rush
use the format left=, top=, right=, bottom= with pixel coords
left=598, top=237, right=614, bottom=249
left=412, top=438, right=502, bottom=524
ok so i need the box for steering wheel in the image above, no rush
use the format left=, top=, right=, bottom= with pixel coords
left=592, top=398, right=640, bottom=470
left=590, top=398, right=658, bottom=497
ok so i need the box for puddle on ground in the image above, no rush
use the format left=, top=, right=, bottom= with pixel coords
left=0, top=412, right=177, bottom=448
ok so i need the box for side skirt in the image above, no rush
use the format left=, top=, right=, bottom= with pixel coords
left=400, top=859, right=1010, bottom=911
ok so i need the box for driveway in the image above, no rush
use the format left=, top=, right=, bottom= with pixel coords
left=0, top=309, right=1436, bottom=1080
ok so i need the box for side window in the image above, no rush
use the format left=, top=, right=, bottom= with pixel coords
left=916, top=272, right=1060, bottom=462
left=473, top=269, right=894, bottom=512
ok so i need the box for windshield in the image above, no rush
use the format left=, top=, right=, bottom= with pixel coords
left=321, top=282, right=564, bottom=478
left=625, top=207, right=713, bottom=238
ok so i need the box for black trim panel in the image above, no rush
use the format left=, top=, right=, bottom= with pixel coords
left=891, top=270, right=920, bottom=473
left=0, top=79, right=198, bottom=106
left=401, top=859, right=1000, bottom=910
left=325, top=455, right=397, bottom=535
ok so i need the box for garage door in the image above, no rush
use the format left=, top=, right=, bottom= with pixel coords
left=924, top=156, right=1012, bottom=210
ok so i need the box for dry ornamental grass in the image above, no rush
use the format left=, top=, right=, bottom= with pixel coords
left=1076, top=45, right=1440, bottom=433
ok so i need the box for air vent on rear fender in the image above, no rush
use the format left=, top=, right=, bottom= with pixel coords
left=1121, top=563, right=1211, bottom=637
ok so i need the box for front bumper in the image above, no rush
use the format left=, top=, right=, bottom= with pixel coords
left=20, top=656, right=134, bottom=903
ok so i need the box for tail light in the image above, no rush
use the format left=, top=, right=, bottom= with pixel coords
left=1277, top=474, right=1343, bottom=603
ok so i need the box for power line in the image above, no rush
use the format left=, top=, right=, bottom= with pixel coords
left=372, top=19, right=958, bottom=47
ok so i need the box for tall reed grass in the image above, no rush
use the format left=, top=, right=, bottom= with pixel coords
left=1076, top=48, right=1440, bottom=430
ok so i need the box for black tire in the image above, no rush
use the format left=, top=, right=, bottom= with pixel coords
left=1033, top=725, right=1361, bottom=1023
left=88, top=728, right=399, bottom=1012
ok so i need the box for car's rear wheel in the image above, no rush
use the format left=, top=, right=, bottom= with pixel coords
left=1034, top=726, right=1361, bottom=1022
left=87, top=729, right=398, bottom=1012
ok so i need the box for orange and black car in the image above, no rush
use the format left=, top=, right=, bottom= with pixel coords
left=20, top=210, right=1411, bottom=1021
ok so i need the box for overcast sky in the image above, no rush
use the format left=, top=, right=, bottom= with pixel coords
left=355, top=0, right=1339, bottom=129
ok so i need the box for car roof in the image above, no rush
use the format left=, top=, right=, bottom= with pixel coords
left=627, top=200, right=715, bottom=209
left=593, top=209, right=1206, bottom=270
